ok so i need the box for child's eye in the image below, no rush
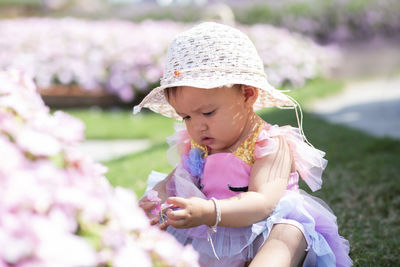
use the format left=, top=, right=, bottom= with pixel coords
left=203, top=110, right=215, bottom=116
left=182, top=115, right=191, bottom=120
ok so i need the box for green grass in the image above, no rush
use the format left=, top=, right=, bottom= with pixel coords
left=64, top=108, right=175, bottom=141
left=258, top=110, right=400, bottom=266
left=0, top=0, right=40, bottom=5
left=103, top=142, right=171, bottom=196
left=285, top=77, right=344, bottom=107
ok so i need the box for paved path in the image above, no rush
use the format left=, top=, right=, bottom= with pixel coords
left=78, top=139, right=151, bottom=162
left=309, top=76, right=400, bottom=139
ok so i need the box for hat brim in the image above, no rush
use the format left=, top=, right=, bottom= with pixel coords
left=133, top=78, right=295, bottom=119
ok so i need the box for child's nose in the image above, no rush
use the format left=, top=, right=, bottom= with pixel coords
left=196, top=120, right=207, bottom=132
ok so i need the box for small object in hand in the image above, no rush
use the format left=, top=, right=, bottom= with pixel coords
left=159, top=203, right=174, bottom=224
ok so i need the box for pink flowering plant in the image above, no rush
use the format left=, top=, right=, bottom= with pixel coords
left=0, top=18, right=338, bottom=103
left=146, top=189, right=162, bottom=215
left=0, top=70, right=199, bottom=267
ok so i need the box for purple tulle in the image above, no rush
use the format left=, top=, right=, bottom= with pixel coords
left=166, top=189, right=352, bottom=267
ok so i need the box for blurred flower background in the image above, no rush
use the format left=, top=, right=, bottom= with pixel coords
left=1, top=0, right=400, bottom=266
left=0, top=0, right=399, bottom=105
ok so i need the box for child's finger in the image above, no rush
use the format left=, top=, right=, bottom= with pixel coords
left=138, top=196, right=150, bottom=204
left=167, top=197, right=187, bottom=208
left=150, top=216, right=159, bottom=226
left=139, top=201, right=157, bottom=212
left=166, top=208, right=187, bottom=220
left=167, top=218, right=187, bottom=229
left=159, top=221, right=169, bottom=230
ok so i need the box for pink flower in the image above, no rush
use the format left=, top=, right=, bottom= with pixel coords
left=145, top=190, right=162, bottom=215
left=0, top=136, right=24, bottom=174
left=64, top=148, right=108, bottom=177
left=117, top=85, right=134, bottom=102
left=16, top=128, right=61, bottom=157
left=47, top=208, right=78, bottom=234
left=4, top=170, right=52, bottom=213
left=32, top=111, right=85, bottom=145
left=139, top=227, right=200, bottom=266
left=113, top=241, right=152, bottom=267
left=0, top=227, right=34, bottom=264
left=32, top=216, right=97, bottom=266
left=181, top=245, right=201, bottom=266
left=109, top=187, right=149, bottom=231
left=0, top=69, right=200, bottom=267
left=101, top=229, right=125, bottom=249
left=0, top=112, right=18, bottom=136
left=146, top=189, right=161, bottom=202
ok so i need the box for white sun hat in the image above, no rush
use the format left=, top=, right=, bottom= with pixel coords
left=133, top=22, right=296, bottom=119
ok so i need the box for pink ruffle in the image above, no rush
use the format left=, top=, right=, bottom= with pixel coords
left=166, top=123, right=191, bottom=166
left=255, top=124, right=327, bottom=192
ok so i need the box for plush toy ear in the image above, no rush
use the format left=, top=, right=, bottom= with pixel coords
left=241, top=85, right=258, bottom=107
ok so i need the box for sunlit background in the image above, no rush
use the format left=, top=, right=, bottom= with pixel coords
left=1, top=0, right=399, bottom=266
left=1, top=0, right=399, bottom=106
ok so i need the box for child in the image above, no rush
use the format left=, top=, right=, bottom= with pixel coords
left=135, top=22, right=352, bottom=267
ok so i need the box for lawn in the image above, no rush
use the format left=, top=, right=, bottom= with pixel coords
left=65, top=78, right=400, bottom=265
left=260, top=109, right=400, bottom=266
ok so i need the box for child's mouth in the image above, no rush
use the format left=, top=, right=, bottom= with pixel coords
left=202, top=137, right=214, bottom=145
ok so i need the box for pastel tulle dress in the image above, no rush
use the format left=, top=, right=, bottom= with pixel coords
left=148, top=122, right=352, bottom=267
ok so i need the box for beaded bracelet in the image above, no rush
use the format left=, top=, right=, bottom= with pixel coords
left=210, top=197, right=221, bottom=233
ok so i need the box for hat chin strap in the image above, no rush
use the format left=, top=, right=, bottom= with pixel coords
left=279, top=95, right=315, bottom=149
left=278, top=96, right=326, bottom=170
left=287, top=96, right=326, bottom=173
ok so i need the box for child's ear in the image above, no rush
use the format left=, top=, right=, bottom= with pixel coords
left=241, top=85, right=258, bottom=107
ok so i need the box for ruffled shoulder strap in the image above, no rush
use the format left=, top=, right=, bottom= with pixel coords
left=255, top=123, right=327, bottom=192
left=166, top=123, right=191, bottom=166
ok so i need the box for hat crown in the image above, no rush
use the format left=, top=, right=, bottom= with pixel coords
left=161, top=22, right=264, bottom=86
left=133, top=22, right=295, bottom=119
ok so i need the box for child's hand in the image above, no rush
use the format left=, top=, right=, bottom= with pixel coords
left=138, top=196, right=160, bottom=226
left=163, top=197, right=214, bottom=229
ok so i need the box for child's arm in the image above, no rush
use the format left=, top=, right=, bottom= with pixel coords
left=164, top=136, right=291, bottom=228
left=217, top=135, right=291, bottom=226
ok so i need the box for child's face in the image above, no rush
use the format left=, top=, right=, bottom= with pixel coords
left=168, top=85, right=254, bottom=153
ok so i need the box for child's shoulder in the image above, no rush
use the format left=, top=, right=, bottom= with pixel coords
left=258, top=121, right=300, bottom=136
left=256, top=121, right=327, bottom=192
left=255, top=122, right=302, bottom=158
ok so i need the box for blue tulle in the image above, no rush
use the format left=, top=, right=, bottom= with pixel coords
left=183, top=148, right=205, bottom=178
